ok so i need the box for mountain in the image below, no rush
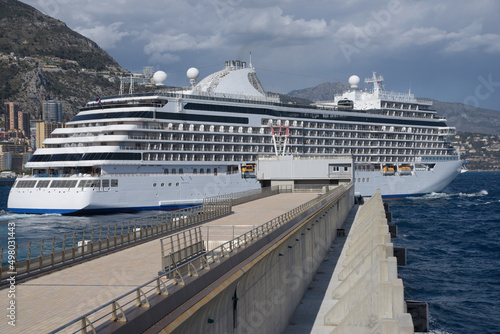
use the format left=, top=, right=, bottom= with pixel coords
left=431, top=100, right=500, bottom=135
left=286, top=82, right=500, bottom=135
left=288, top=82, right=349, bottom=102
left=0, top=0, right=128, bottom=120
left=0, top=0, right=120, bottom=71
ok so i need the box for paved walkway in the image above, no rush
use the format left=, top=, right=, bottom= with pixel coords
left=0, top=193, right=318, bottom=333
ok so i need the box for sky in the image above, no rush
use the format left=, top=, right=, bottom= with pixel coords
left=21, top=0, right=500, bottom=111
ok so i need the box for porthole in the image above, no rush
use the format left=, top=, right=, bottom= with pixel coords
left=176, top=183, right=179, bottom=186
left=161, top=183, right=164, bottom=187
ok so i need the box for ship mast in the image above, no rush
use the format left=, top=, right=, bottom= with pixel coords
left=365, top=72, right=384, bottom=97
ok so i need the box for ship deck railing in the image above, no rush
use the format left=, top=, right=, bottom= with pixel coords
left=77, top=90, right=440, bottom=121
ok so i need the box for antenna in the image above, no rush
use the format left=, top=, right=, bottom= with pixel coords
left=365, top=72, right=384, bottom=96
left=249, top=51, right=253, bottom=69
left=119, top=77, right=124, bottom=95
left=128, top=74, right=134, bottom=95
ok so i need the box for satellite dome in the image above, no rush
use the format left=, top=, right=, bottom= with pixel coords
left=152, top=71, right=167, bottom=86
left=348, top=75, right=360, bottom=88
left=187, top=67, right=200, bottom=80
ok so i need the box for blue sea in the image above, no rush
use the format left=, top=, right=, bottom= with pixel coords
left=387, top=172, right=500, bottom=334
left=0, top=171, right=499, bottom=333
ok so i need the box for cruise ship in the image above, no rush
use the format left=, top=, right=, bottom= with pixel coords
left=8, top=60, right=463, bottom=214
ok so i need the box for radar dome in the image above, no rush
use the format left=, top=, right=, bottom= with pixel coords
left=348, top=75, right=360, bottom=89
left=187, top=67, right=200, bottom=80
left=152, top=71, right=167, bottom=86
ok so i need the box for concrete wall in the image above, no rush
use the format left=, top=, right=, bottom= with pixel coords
left=166, top=186, right=354, bottom=334
left=312, top=190, right=413, bottom=333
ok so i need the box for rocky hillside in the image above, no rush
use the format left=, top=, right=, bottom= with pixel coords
left=0, top=0, right=120, bottom=70
left=0, top=0, right=128, bottom=120
left=287, top=83, right=500, bottom=135
left=431, top=100, right=500, bottom=136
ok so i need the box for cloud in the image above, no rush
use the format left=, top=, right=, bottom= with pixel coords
left=227, top=7, right=329, bottom=41
left=442, top=22, right=500, bottom=54
left=19, top=0, right=500, bottom=110
left=76, top=22, right=132, bottom=49
left=385, top=21, right=500, bottom=55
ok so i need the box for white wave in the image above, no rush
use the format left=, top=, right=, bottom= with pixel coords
left=415, top=192, right=452, bottom=200
left=458, top=190, right=488, bottom=197
left=0, top=211, right=61, bottom=222
left=410, top=190, right=488, bottom=201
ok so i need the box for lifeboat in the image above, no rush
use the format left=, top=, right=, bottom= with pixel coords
left=382, top=165, right=396, bottom=176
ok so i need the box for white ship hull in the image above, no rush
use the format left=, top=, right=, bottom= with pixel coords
left=355, top=159, right=463, bottom=198
left=8, top=172, right=260, bottom=214
left=8, top=159, right=462, bottom=214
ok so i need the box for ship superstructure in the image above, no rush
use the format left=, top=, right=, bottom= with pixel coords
left=8, top=61, right=463, bottom=213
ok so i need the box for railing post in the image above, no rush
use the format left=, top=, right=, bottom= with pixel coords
left=51, top=236, right=55, bottom=267
left=62, top=234, right=66, bottom=263
left=114, top=223, right=118, bottom=246
left=39, top=238, right=44, bottom=270
left=26, top=241, right=31, bottom=274
left=106, top=226, right=110, bottom=250
left=90, top=229, right=95, bottom=255
left=72, top=232, right=76, bottom=261
left=81, top=231, right=86, bottom=256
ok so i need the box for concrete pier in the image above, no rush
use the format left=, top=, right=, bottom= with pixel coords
left=0, top=192, right=319, bottom=334
left=139, top=185, right=354, bottom=334
left=1, top=186, right=414, bottom=334
left=287, top=190, right=413, bottom=333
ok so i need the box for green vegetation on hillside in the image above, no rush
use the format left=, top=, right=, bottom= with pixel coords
left=0, top=60, right=21, bottom=100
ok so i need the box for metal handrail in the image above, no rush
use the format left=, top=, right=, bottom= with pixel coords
left=0, top=204, right=229, bottom=282
left=49, top=183, right=352, bottom=334
left=0, top=186, right=283, bottom=282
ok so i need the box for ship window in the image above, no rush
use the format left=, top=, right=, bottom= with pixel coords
left=102, top=179, right=110, bottom=187
left=207, top=168, right=211, bottom=174
left=179, top=168, right=184, bottom=174
left=153, top=183, right=157, bottom=187
left=161, top=183, right=164, bottom=187
left=172, top=168, right=176, bottom=174
left=367, top=178, right=370, bottom=182
left=15, top=180, right=37, bottom=188
left=193, top=168, right=197, bottom=174
left=111, top=179, right=118, bottom=187
left=78, top=180, right=100, bottom=188
left=200, top=168, right=204, bottom=174
left=344, top=167, right=349, bottom=172
left=176, top=182, right=179, bottom=186
left=50, top=180, right=78, bottom=188
left=71, top=110, right=249, bottom=125
left=28, top=152, right=142, bottom=162
left=164, top=169, right=169, bottom=174
left=168, top=183, right=172, bottom=186
left=214, top=168, right=217, bottom=176
left=36, top=180, right=51, bottom=188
